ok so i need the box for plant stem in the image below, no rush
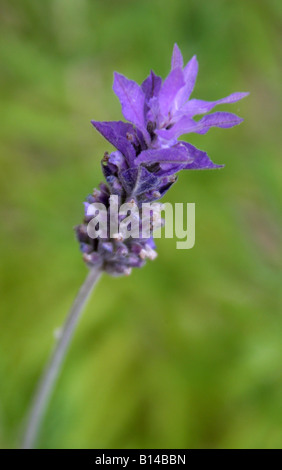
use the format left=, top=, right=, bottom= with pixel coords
left=21, top=267, right=102, bottom=449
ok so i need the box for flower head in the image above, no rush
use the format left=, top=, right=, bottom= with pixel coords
left=76, top=44, right=248, bottom=275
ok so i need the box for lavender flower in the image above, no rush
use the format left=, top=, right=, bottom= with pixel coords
left=76, top=44, right=248, bottom=276
left=23, top=45, right=248, bottom=449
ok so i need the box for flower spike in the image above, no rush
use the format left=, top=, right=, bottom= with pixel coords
left=75, top=44, right=248, bottom=276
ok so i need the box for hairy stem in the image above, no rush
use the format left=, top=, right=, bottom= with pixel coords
left=21, top=267, right=102, bottom=449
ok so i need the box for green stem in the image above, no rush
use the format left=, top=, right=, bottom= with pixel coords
left=21, top=267, right=102, bottom=449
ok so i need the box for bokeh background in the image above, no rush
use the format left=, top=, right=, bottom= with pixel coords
left=0, top=0, right=281, bottom=449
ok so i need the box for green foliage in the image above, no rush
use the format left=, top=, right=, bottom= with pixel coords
left=0, top=0, right=281, bottom=449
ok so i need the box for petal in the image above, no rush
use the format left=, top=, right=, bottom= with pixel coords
left=146, top=96, right=160, bottom=125
left=180, top=92, right=249, bottom=116
left=158, top=68, right=185, bottom=120
left=194, top=111, right=244, bottom=134
left=174, top=55, right=198, bottom=109
left=135, top=143, right=193, bottom=165
left=171, top=43, right=184, bottom=69
left=141, top=70, right=162, bottom=101
left=183, top=55, right=198, bottom=92
left=142, top=71, right=162, bottom=123
left=181, top=142, right=224, bottom=169
left=91, top=120, right=136, bottom=164
left=156, top=116, right=197, bottom=140
left=156, top=111, right=243, bottom=140
left=113, top=72, right=146, bottom=129
left=156, top=142, right=223, bottom=175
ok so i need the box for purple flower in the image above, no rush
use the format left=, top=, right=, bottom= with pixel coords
left=75, top=44, right=248, bottom=276
left=112, top=43, right=248, bottom=155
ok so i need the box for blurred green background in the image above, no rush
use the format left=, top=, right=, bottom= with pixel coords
left=0, top=0, right=281, bottom=449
